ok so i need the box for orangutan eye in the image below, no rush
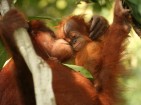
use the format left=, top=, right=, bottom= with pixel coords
left=72, top=36, right=77, bottom=44
left=68, top=31, right=81, bottom=45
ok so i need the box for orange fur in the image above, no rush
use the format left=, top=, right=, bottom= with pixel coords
left=0, top=9, right=98, bottom=105
left=0, top=0, right=131, bottom=105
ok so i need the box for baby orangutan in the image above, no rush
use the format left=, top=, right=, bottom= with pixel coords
left=56, top=0, right=131, bottom=104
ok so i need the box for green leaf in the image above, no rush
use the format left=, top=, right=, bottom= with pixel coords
left=28, top=16, right=61, bottom=21
left=0, top=41, right=9, bottom=69
left=64, top=64, right=94, bottom=80
left=124, top=0, right=141, bottom=25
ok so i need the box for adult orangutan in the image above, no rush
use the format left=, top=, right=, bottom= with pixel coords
left=0, top=0, right=131, bottom=105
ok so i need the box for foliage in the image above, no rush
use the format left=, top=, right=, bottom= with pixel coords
left=64, top=64, right=93, bottom=80
left=0, top=41, right=9, bottom=69
left=124, top=32, right=141, bottom=105
left=124, top=0, right=141, bottom=26
left=78, top=0, right=113, bottom=11
left=15, top=0, right=77, bottom=25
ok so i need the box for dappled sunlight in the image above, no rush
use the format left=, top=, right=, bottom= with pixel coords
left=56, top=0, right=67, bottom=10
left=73, top=2, right=93, bottom=21
left=124, top=30, right=141, bottom=105
left=127, top=30, right=141, bottom=68
left=38, top=0, right=48, bottom=8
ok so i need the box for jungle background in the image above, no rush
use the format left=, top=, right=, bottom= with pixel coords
left=0, top=0, right=141, bottom=105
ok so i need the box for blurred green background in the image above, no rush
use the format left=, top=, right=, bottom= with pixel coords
left=0, top=0, right=141, bottom=104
